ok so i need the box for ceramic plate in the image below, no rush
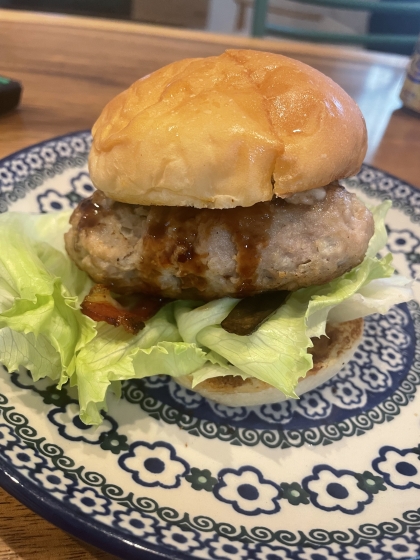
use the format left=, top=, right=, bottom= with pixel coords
left=0, top=131, right=419, bottom=560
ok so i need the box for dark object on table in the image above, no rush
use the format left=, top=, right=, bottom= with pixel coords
left=0, top=77, right=22, bottom=115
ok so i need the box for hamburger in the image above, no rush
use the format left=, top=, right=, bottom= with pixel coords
left=62, top=49, right=400, bottom=409
left=0, top=50, right=411, bottom=425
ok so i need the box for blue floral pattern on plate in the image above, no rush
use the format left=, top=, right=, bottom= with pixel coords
left=0, top=132, right=420, bottom=560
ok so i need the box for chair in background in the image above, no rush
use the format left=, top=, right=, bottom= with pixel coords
left=251, top=0, right=420, bottom=54
left=234, top=0, right=324, bottom=31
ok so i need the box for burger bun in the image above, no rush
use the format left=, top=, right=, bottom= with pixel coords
left=89, top=49, right=367, bottom=209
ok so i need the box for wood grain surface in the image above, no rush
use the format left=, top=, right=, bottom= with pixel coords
left=0, top=489, right=118, bottom=559
left=0, top=9, right=419, bottom=560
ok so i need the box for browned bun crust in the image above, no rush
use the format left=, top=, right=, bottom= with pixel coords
left=175, top=318, right=364, bottom=407
left=89, top=50, right=367, bottom=209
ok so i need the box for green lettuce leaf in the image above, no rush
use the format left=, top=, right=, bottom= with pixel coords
left=192, top=252, right=394, bottom=395
left=195, top=295, right=312, bottom=398
left=366, top=200, right=392, bottom=258
left=74, top=304, right=208, bottom=424
left=0, top=201, right=413, bottom=425
left=0, top=328, right=62, bottom=381
left=0, top=212, right=96, bottom=387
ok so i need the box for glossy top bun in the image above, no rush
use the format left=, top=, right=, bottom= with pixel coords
left=89, top=49, right=367, bottom=209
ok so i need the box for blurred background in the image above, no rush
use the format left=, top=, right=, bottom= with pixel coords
left=1, top=0, right=419, bottom=55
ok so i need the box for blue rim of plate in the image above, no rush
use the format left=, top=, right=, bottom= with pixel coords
left=0, top=131, right=420, bottom=560
left=0, top=457, right=164, bottom=560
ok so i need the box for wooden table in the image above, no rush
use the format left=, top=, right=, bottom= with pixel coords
left=0, top=9, right=419, bottom=560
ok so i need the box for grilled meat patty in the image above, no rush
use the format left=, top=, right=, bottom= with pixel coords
left=65, top=183, right=374, bottom=300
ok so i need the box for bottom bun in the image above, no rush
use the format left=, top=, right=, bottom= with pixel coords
left=175, top=318, right=364, bottom=407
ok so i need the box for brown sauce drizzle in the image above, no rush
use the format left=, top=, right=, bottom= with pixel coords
left=76, top=196, right=286, bottom=334
left=142, top=201, right=275, bottom=299
left=74, top=191, right=277, bottom=298
left=77, top=191, right=110, bottom=230
left=224, top=202, right=274, bottom=296
left=144, top=206, right=207, bottom=275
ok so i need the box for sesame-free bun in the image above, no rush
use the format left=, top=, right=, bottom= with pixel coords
left=89, top=49, right=367, bottom=209
left=175, top=318, right=364, bottom=407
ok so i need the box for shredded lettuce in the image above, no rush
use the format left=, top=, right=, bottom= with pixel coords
left=0, top=202, right=413, bottom=425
